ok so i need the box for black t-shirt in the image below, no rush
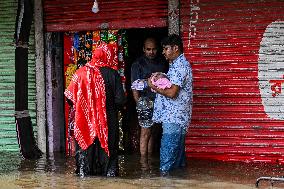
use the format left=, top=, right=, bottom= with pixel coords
left=131, top=55, right=168, bottom=100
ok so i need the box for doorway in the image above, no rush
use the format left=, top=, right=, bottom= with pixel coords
left=121, top=27, right=168, bottom=154
left=62, top=27, right=168, bottom=155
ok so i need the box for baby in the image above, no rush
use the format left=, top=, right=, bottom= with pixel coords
left=131, top=72, right=172, bottom=91
left=150, top=72, right=172, bottom=90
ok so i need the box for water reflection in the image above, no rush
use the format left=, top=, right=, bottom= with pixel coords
left=1, top=151, right=284, bottom=188
left=140, top=156, right=152, bottom=171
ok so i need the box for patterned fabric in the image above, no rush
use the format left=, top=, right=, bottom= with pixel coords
left=151, top=72, right=172, bottom=89
left=89, top=42, right=118, bottom=70
left=152, top=54, right=193, bottom=126
left=136, top=97, right=154, bottom=128
left=64, top=42, right=118, bottom=156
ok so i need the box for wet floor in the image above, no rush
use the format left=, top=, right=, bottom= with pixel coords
left=1, top=151, right=284, bottom=189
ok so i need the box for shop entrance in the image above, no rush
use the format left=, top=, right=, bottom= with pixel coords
left=122, top=28, right=168, bottom=154
left=63, top=27, right=168, bottom=156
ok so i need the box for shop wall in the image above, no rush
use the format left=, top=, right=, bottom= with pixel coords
left=0, top=0, right=37, bottom=152
left=180, top=0, right=284, bottom=163
left=43, top=0, right=168, bottom=32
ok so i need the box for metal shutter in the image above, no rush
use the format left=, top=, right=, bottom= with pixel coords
left=181, top=0, right=284, bottom=163
left=43, top=0, right=168, bottom=32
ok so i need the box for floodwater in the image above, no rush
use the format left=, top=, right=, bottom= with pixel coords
left=1, top=151, right=284, bottom=189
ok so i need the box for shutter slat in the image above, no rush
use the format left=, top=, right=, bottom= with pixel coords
left=181, top=0, right=284, bottom=162
left=43, top=0, right=168, bottom=31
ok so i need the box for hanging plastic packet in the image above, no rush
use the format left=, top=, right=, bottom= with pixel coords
left=100, top=30, right=108, bottom=43
left=92, top=0, right=99, bottom=13
left=108, top=30, right=118, bottom=44
left=92, top=31, right=100, bottom=51
left=131, top=79, right=148, bottom=91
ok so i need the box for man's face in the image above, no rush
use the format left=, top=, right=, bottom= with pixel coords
left=162, top=45, right=176, bottom=62
left=143, top=41, right=157, bottom=59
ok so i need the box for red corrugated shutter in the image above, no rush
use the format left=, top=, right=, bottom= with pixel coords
left=181, top=0, right=284, bottom=163
left=43, top=0, right=168, bottom=32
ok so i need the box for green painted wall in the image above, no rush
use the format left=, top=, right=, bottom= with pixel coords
left=0, top=0, right=36, bottom=152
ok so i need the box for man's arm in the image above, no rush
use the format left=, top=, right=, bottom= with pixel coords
left=132, top=89, right=140, bottom=103
left=147, top=77, right=180, bottom=99
left=131, top=61, right=141, bottom=103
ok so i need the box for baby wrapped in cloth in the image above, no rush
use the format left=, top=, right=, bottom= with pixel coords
left=131, top=72, right=172, bottom=128
left=150, top=72, right=172, bottom=90
left=131, top=72, right=172, bottom=91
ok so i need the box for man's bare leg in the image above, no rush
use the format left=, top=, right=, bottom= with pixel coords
left=148, top=133, right=154, bottom=156
left=140, top=127, right=151, bottom=157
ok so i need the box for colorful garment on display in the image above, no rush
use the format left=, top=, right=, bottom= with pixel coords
left=64, top=42, right=118, bottom=155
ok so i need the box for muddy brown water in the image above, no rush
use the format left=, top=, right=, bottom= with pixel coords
left=0, top=151, right=284, bottom=189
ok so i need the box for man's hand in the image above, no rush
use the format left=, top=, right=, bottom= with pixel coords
left=132, top=89, right=140, bottom=103
left=147, top=76, right=156, bottom=91
left=147, top=75, right=180, bottom=99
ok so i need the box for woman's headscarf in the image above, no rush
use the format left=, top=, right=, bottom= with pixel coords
left=64, top=42, right=118, bottom=156
left=87, top=42, right=118, bottom=70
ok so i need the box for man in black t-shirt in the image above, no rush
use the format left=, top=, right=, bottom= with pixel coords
left=131, top=38, right=167, bottom=161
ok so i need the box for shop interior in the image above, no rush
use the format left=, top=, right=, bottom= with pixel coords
left=63, top=27, right=168, bottom=155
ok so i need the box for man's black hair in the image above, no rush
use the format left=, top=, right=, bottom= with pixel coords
left=161, top=34, right=183, bottom=53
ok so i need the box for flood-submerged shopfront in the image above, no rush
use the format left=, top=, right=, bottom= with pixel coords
left=41, top=0, right=284, bottom=163
left=42, top=0, right=169, bottom=155
left=180, top=0, right=284, bottom=163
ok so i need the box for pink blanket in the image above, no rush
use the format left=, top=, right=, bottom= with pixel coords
left=151, top=73, right=172, bottom=89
